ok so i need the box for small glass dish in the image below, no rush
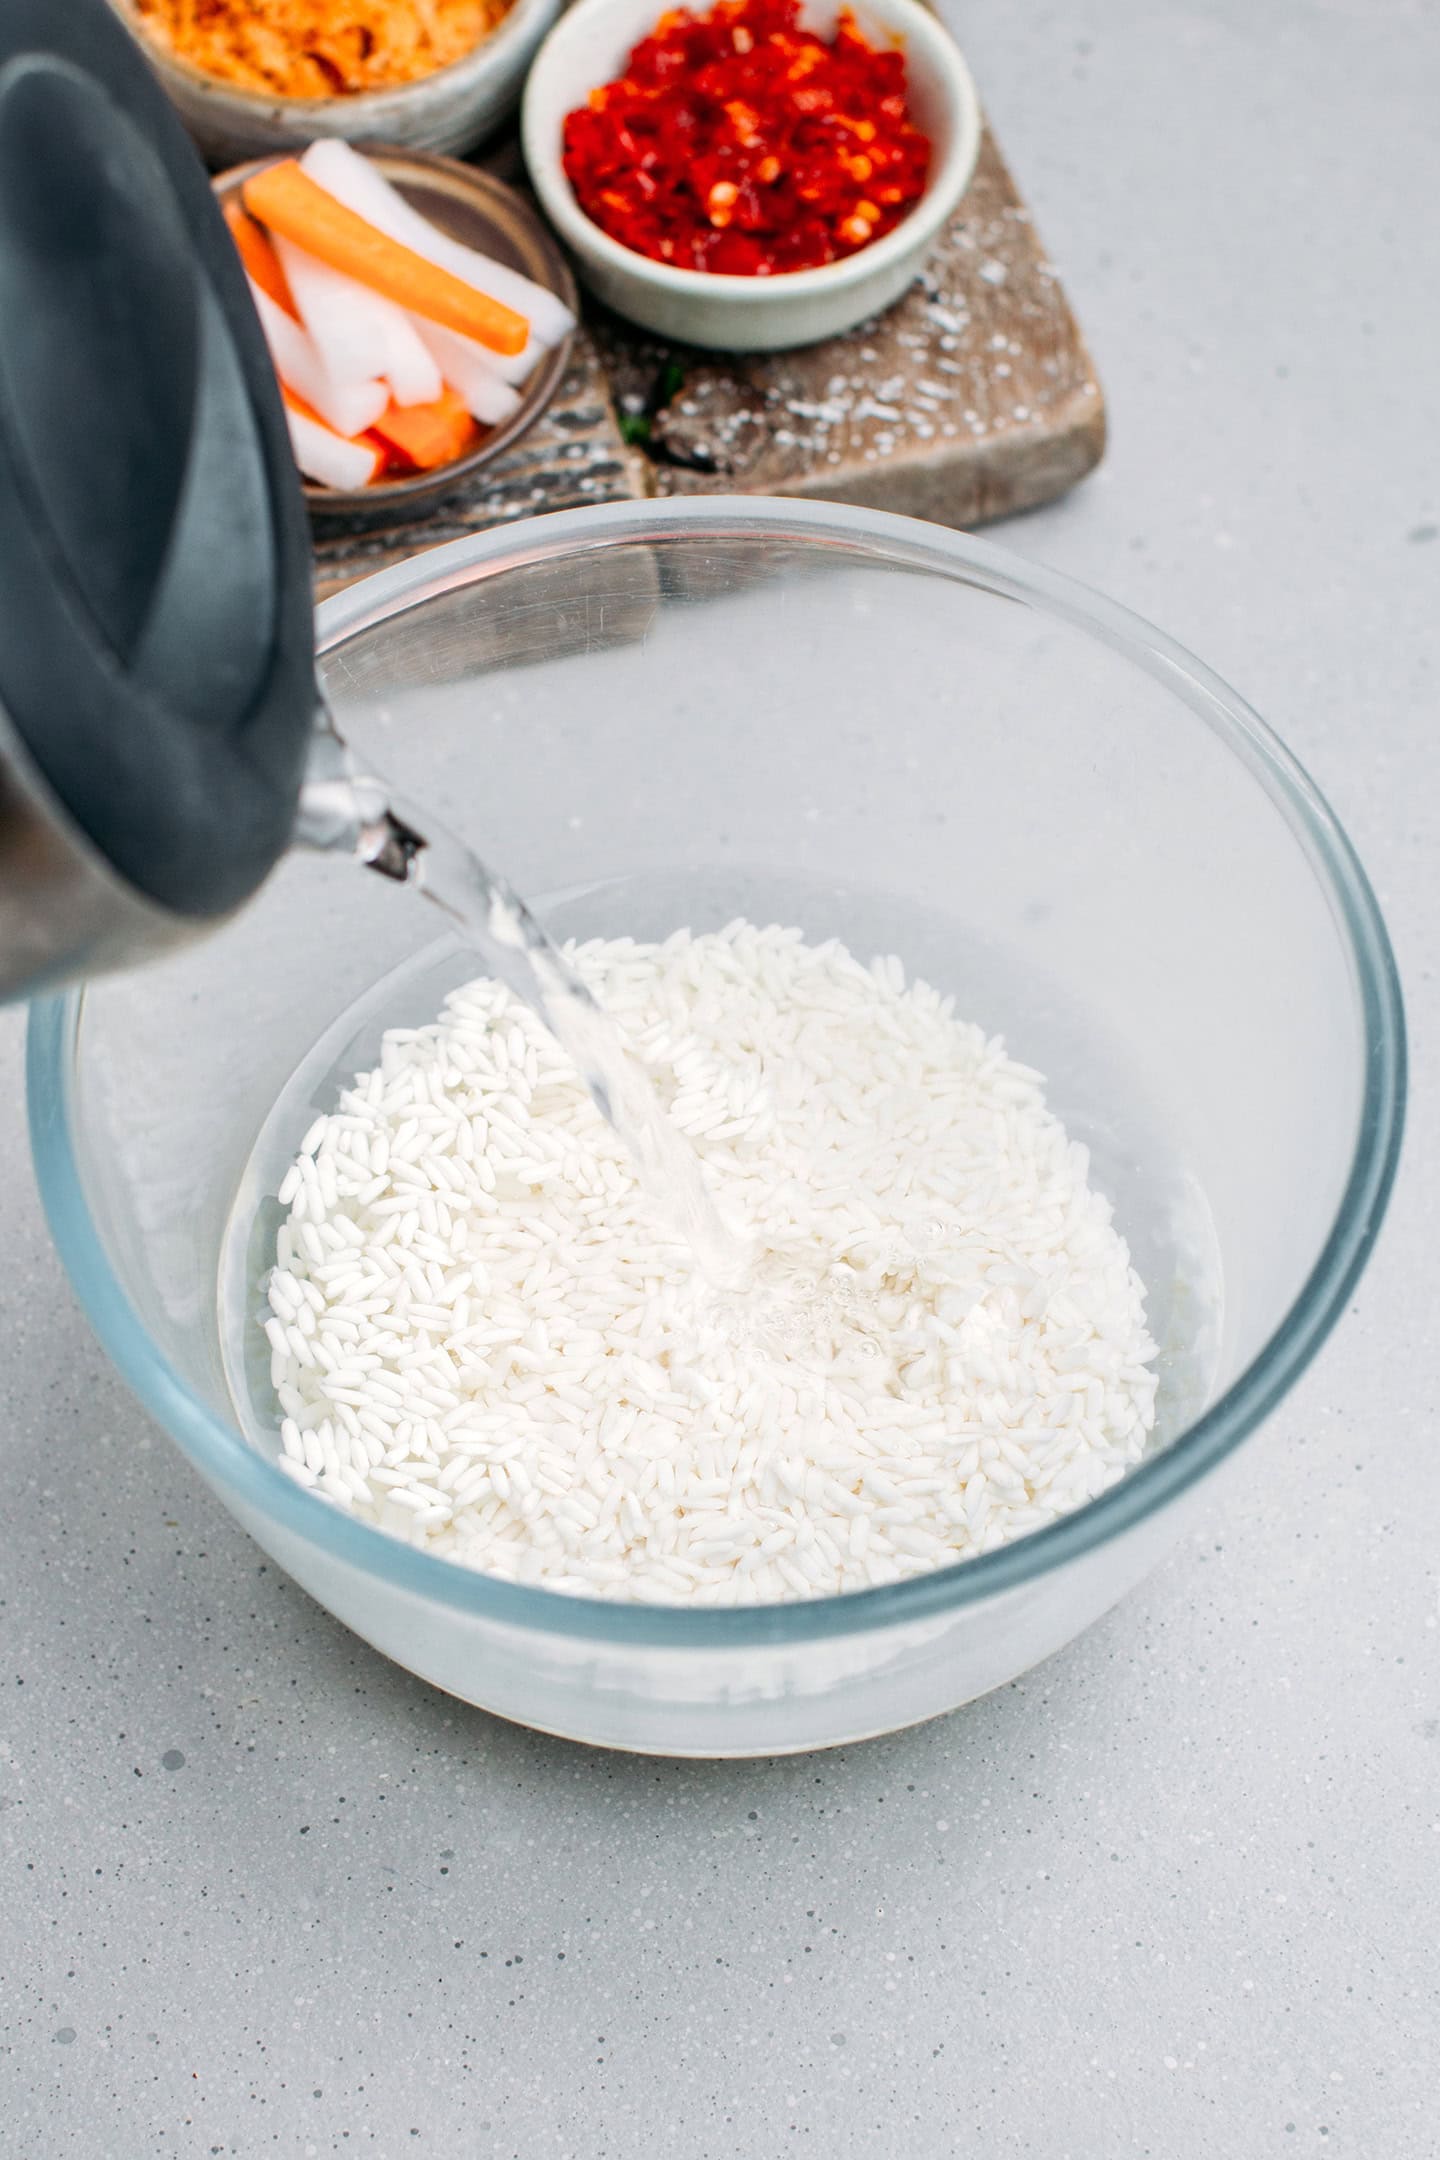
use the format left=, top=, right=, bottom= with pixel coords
left=212, top=149, right=577, bottom=526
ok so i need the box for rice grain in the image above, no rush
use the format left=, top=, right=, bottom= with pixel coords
left=262, top=923, right=1157, bottom=1603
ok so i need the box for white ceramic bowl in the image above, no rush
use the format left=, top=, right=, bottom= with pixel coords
left=522, top=0, right=981, bottom=351
left=111, top=0, right=563, bottom=165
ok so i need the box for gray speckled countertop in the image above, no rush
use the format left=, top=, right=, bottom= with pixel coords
left=4, top=4, right=1438, bottom=2154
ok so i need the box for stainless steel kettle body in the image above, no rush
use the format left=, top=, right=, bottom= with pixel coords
left=0, top=695, right=418, bottom=1002
left=0, top=0, right=325, bottom=1004
left=0, top=698, right=210, bottom=1001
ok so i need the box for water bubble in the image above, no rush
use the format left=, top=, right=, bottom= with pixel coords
left=903, top=1212, right=953, bottom=1256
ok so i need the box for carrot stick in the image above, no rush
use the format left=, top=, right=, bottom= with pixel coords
left=242, top=161, right=529, bottom=358
left=358, top=429, right=396, bottom=473
left=225, top=203, right=297, bottom=318
left=371, top=387, right=479, bottom=471
left=300, top=139, right=575, bottom=349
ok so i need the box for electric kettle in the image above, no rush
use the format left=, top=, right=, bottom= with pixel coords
left=0, top=0, right=395, bottom=1001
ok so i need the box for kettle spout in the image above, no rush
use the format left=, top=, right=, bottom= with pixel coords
left=292, top=706, right=427, bottom=884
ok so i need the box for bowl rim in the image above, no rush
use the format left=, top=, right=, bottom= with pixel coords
left=521, top=0, right=982, bottom=300
left=111, top=0, right=559, bottom=112
left=27, top=498, right=1407, bottom=1649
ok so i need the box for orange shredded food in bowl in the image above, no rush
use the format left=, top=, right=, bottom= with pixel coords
left=133, top=0, right=514, bottom=99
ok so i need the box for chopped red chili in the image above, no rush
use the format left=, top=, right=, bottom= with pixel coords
left=561, top=0, right=931, bottom=277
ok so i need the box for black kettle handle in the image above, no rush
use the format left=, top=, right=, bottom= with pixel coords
left=0, top=0, right=318, bottom=918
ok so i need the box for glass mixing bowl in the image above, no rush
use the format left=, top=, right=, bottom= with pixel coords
left=27, top=500, right=1404, bottom=1756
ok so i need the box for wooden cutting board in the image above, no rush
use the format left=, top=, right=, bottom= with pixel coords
left=311, top=121, right=1104, bottom=600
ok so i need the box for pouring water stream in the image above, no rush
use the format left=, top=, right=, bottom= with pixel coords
left=295, top=719, right=750, bottom=1289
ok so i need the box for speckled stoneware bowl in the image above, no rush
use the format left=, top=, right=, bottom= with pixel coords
left=111, top=0, right=563, bottom=165
left=213, top=149, right=577, bottom=524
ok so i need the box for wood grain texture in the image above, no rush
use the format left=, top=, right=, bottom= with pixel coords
left=594, top=128, right=1104, bottom=524
left=312, top=122, right=1103, bottom=597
